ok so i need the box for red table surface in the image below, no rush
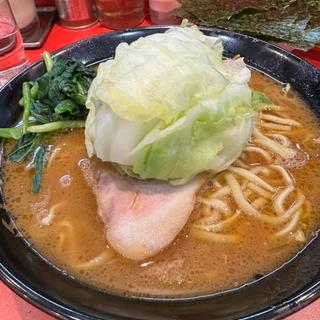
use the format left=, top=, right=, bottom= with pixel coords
left=1, top=20, right=320, bottom=320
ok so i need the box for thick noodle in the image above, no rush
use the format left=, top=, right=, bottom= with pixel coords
left=191, top=103, right=310, bottom=243
left=54, top=220, right=115, bottom=269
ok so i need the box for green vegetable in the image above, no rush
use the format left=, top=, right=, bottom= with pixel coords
left=42, top=51, right=53, bottom=72
left=19, top=81, right=39, bottom=107
left=8, top=133, right=40, bottom=163
left=0, top=126, right=23, bottom=139
left=0, top=120, right=85, bottom=138
left=30, top=81, right=39, bottom=99
left=27, top=120, right=85, bottom=133
left=0, top=51, right=95, bottom=193
left=30, top=54, right=94, bottom=124
left=32, top=145, right=47, bottom=193
left=85, top=26, right=264, bottom=183
left=22, top=82, right=31, bottom=134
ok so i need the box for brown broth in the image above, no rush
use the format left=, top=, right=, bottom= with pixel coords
left=2, top=71, right=320, bottom=297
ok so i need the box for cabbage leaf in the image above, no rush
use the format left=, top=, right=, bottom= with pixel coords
left=85, top=26, right=261, bottom=183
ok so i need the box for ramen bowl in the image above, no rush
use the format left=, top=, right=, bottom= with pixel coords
left=0, top=27, right=320, bottom=320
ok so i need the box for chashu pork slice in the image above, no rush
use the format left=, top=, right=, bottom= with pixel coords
left=94, top=165, right=204, bottom=261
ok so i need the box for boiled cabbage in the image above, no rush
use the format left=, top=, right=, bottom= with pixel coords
left=85, top=26, right=260, bottom=183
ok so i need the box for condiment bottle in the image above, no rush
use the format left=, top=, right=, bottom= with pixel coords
left=8, top=0, right=39, bottom=35
left=149, top=0, right=181, bottom=25
left=55, top=0, right=97, bottom=29
left=96, top=0, right=145, bottom=30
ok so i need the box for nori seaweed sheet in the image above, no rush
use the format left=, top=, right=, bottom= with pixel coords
left=175, top=0, right=297, bottom=22
left=174, top=0, right=320, bottom=49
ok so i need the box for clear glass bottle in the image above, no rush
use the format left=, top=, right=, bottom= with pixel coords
left=55, top=0, right=97, bottom=29
left=96, top=0, right=145, bottom=30
left=8, top=0, right=39, bottom=36
left=0, top=0, right=27, bottom=87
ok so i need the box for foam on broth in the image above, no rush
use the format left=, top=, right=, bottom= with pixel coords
left=2, top=71, right=320, bottom=297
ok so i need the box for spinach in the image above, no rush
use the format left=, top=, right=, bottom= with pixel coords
left=0, top=126, right=23, bottom=139
left=30, top=100, right=61, bottom=124
left=32, top=145, right=47, bottom=194
left=27, top=120, right=85, bottom=133
left=33, top=55, right=95, bottom=120
left=8, top=133, right=40, bottom=163
left=0, top=51, right=95, bottom=193
left=54, top=99, right=79, bottom=115
left=22, top=82, right=31, bottom=134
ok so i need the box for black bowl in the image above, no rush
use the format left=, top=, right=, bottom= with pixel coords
left=1, top=26, right=320, bottom=320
